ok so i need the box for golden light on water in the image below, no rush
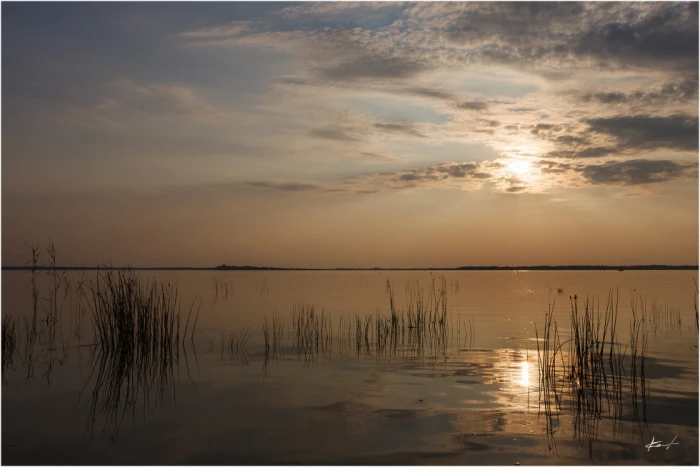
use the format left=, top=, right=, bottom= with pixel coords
left=519, top=361, right=529, bottom=388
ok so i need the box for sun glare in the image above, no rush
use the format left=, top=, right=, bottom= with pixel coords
left=508, top=159, right=531, bottom=176
left=519, top=361, right=529, bottom=388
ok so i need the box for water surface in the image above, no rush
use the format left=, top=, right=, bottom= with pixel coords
left=2, top=270, right=698, bottom=464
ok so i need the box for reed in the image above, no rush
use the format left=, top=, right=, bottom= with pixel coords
left=262, top=311, right=285, bottom=371
left=2, top=314, right=18, bottom=380
left=331, top=277, right=455, bottom=360
left=223, top=327, right=251, bottom=364
left=291, top=304, right=331, bottom=363
left=535, top=289, right=654, bottom=461
left=212, top=277, right=233, bottom=301
left=77, top=268, right=189, bottom=438
left=694, top=278, right=698, bottom=330
left=26, top=243, right=40, bottom=338
left=87, top=269, right=184, bottom=361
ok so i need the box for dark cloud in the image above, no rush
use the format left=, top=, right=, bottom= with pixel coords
left=424, top=162, right=494, bottom=181
left=536, top=160, right=573, bottom=173
left=531, top=123, right=563, bottom=136
left=382, top=162, right=493, bottom=189
left=555, top=135, right=589, bottom=146
left=246, top=181, right=325, bottom=192
left=319, top=56, right=426, bottom=81
left=577, top=159, right=696, bottom=185
left=374, top=121, right=426, bottom=138
left=547, top=146, right=619, bottom=159
left=309, top=127, right=360, bottom=142
left=585, top=114, right=699, bottom=151
left=479, top=119, right=500, bottom=128
left=582, top=92, right=628, bottom=104
left=440, top=2, right=697, bottom=72
left=457, top=101, right=488, bottom=111
left=445, top=2, right=587, bottom=46
left=404, top=87, right=455, bottom=100
left=508, top=107, right=537, bottom=113
left=573, top=3, right=698, bottom=70
left=581, top=77, right=699, bottom=105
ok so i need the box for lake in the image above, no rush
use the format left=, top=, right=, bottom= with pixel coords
left=2, top=270, right=698, bottom=465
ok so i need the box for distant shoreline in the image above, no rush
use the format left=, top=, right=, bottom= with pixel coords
left=2, top=265, right=698, bottom=271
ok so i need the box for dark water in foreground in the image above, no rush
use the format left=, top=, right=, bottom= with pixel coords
left=2, top=270, right=698, bottom=465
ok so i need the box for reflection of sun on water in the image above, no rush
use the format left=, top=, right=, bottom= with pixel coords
left=519, top=361, right=529, bottom=388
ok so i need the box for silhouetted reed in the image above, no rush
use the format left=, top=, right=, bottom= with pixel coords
left=76, top=269, right=194, bottom=438
left=291, top=304, right=331, bottom=363
left=332, top=277, right=455, bottom=360
left=88, top=269, right=183, bottom=359
left=222, top=327, right=251, bottom=364
left=263, top=311, right=284, bottom=368
left=79, top=328, right=178, bottom=439
left=535, top=290, right=654, bottom=461
left=26, top=242, right=40, bottom=338
left=2, top=314, right=18, bottom=380
left=258, top=278, right=269, bottom=295
left=212, top=277, right=233, bottom=301
left=694, top=279, right=698, bottom=330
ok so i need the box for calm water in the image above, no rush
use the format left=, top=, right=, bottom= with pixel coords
left=2, top=270, right=698, bottom=465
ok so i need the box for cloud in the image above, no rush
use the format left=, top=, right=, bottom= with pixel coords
left=576, top=159, right=697, bottom=186
left=403, top=87, right=455, bottom=100
left=360, top=152, right=396, bottom=161
left=309, top=127, right=361, bottom=142
left=232, top=156, right=699, bottom=199
left=547, top=147, right=619, bottom=159
left=113, top=80, right=232, bottom=125
left=179, top=21, right=255, bottom=39
left=425, top=2, right=697, bottom=72
left=585, top=114, right=699, bottom=151
left=245, top=181, right=325, bottom=192
left=456, top=101, right=488, bottom=111
left=573, top=3, right=698, bottom=70
left=347, top=161, right=500, bottom=192
left=580, top=77, right=699, bottom=105
left=555, top=135, right=589, bottom=146
left=278, top=2, right=405, bottom=19
left=319, top=56, right=427, bottom=81
left=374, top=121, right=426, bottom=138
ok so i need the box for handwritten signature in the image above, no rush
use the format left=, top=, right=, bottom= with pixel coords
left=645, top=436, right=679, bottom=452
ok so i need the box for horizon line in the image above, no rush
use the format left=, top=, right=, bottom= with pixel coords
left=2, top=264, right=698, bottom=271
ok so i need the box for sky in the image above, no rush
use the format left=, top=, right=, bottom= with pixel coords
left=2, top=1, right=698, bottom=267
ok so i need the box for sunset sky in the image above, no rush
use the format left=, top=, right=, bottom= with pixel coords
left=2, top=2, right=698, bottom=267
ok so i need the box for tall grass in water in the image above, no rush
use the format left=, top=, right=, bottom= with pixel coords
left=89, top=269, right=183, bottom=358
left=333, top=277, right=453, bottom=360
left=694, top=279, right=698, bottom=330
left=212, top=277, right=233, bottom=301
left=263, top=311, right=284, bottom=368
left=534, top=299, right=562, bottom=453
left=536, top=290, right=653, bottom=461
left=26, top=243, right=40, bottom=338
left=291, top=304, right=332, bottom=363
left=79, top=268, right=194, bottom=438
left=2, top=315, right=18, bottom=381
left=220, top=327, right=250, bottom=364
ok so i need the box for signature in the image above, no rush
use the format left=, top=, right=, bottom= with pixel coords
left=645, top=436, right=679, bottom=452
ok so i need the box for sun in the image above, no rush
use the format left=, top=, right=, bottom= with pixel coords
left=507, top=159, right=531, bottom=176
